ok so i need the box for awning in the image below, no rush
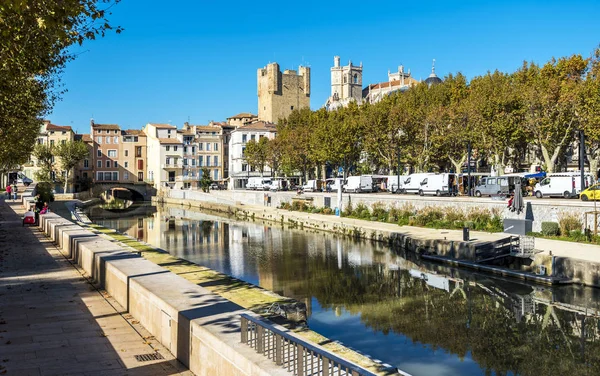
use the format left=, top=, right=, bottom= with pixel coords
left=524, top=172, right=546, bottom=179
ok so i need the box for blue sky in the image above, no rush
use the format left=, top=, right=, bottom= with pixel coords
left=49, top=0, right=600, bottom=135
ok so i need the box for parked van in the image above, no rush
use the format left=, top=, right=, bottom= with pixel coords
left=402, top=173, right=432, bottom=194
left=534, top=172, right=592, bottom=198
left=324, top=178, right=343, bottom=192
left=302, top=179, right=323, bottom=192
left=474, top=176, right=520, bottom=197
left=246, top=177, right=271, bottom=190
left=420, top=173, right=456, bottom=196
left=269, top=178, right=289, bottom=191
left=343, top=176, right=374, bottom=193
left=387, top=175, right=406, bottom=193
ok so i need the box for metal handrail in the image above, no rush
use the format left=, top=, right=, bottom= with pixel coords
left=240, top=313, right=379, bottom=376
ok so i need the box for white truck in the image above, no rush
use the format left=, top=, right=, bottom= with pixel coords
left=420, top=173, right=456, bottom=196
left=246, top=177, right=272, bottom=190
left=324, top=178, right=343, bottom=192
left=343, top=175, right=374, bottom=193
left=534, top=172, right=593, bottom=198
left=402, top=173, right=433, bottom=194
left=302, top=179, right=323, bottom=192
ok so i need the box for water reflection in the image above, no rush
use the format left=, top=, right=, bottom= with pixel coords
left=94, top=204, right=600, bottom=376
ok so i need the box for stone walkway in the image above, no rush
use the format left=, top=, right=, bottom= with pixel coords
left=0, top=196, right=192, bottom=376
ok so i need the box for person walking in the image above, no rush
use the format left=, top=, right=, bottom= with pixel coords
left=12, top=182, right=17, bottom=201
left=5, top=184, right=12, bottom=200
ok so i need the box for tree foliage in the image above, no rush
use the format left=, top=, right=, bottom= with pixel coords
left=0, top=0, right=121, bottom=177
left=54, top=140, right=89, bottom=192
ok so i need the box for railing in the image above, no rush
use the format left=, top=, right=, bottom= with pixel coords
left=240, top=314, right=378, bottom=376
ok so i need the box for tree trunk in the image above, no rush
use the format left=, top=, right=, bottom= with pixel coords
left=449, top=154, right=467, bottom=174
left=540, top=144, right=561, bottom=173
left=64, top=171, right=69, bottom=194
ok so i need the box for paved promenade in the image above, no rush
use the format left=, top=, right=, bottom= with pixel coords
left=0, top=196, right=191, bottom=376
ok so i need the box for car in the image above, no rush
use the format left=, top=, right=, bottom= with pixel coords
left=580, top=184, right=600, bottom=201
left=210, top=183, right=225, bottom=190
left=17, top=175, right=33, bottom=186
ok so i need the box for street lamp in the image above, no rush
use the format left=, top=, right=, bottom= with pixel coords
left=396, top=148, right=401, bottom=194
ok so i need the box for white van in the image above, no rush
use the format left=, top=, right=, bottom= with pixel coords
left=420, top=173, right=455, bottom=196
left=402, top=173, right=432, bottom=194
left=343, top=176, right=374, bottom=193
left=534, top=172, right=592, bottom=198
left=387, top=175, right=406, bottom=194
left=246, top=177, right=271, bottom=190
left=324, top=178, right=343, bottom=192
left=269, top=178, right=289, bottom=191
left=302, top=179, right=323, bottom=192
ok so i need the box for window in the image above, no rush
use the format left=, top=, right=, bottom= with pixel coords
left=184, top=146, right=187, bottom=154
left=114, top=136, right=119, bottom=144
left=104, top=172, right=111, bottom=181
left=242, top=134, right=247, bottom=143
left=61, top=140, right=66, bottom=145
left=206, top=156, right=211, bottom=166
left=136, top=146, right=142, bottom=157
left=183, top=158, right=188, bottom=166
left=487, top=178, right=496, bottom=185
left=251, top=135, right=255, bottom=141
left=353, top=73, right=358, bottom=84
left=97, top=149, right=102, bottom=157
left=124, top=162, right=129, bottom=168
left=242, top=147, right=246, bottom=155
left=114, top=161, right=118, bottom=168
left=214, top=156, right=218, bottom=166
left=112, top=172, right=118, bottom=181
left=84, top=159, right=89, bottom=168
left=108, top=150, right=117, bottom=157
left=167, top=130, right=171, bottom=134
left=291, top=106, right=294, bottom=110
left=206, top=143, right=211, bottom=151
left=106, top=136, right=111, bottom=144
left=125, top=150, right=128, bottom=157
left=214, top=143, right=218, bottom=151
left=166, top=146, right=170, bottom=151
left=138, top=172, right=143, bottom=182
left=191, top=159, right=196, bottom=166
left=124, top=172, right=129, bottom=180
left=214, top=169, right=219, bottom=180
left=114, top=130, right=118, bottom=134
left=83, top=172, right=88, bottom=179
left=198, top=156, right=203, bottom=166
left=137, top=160, right=143, bottom=170
left=50, top=140, right=55, bottom=146
left=191, top=147, right=195, bottom=154
left=174, top=146, right=178, bottom=151
left=242, top=164, right=247, bottom=172
left=198, top=143, right=203, bottom=151
left=166, top=157, right=171, bottom=165
left=97, top=160, right=102, bottom=168
left=97, top=172, right=103, bottom=181
left=96, top=136, right=102, bottom=144
left=106, top=160, right=111, bottom=168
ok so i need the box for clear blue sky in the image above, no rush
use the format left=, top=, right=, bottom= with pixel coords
left=49, top=0, right=600, bottom=135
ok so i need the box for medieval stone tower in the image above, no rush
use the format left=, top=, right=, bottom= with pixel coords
left=257, top=62, right=311, bottom=123
left=330, top=56, right=362, bottom=103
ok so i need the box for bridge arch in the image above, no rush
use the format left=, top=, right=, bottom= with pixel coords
left=93, top=183, right=155, bottom=201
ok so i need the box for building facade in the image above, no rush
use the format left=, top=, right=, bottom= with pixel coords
left=143, top=123, right=184, bottom=190
left=226, top=113, right=257, bottom=127
left=228, top=121, right=277, bottom=189
left=120, top=130, right=147, bottom=184
left=91, top=121, right=122, bottom=184
left=257, top=62, right=310, bottom=123
left=362, top=64, right=419, bottom=104
left=23, top=120, right=75, bottom=181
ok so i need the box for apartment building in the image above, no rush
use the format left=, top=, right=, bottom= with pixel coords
left=23, top=120, right=75, bottom=181
left=196, top=123, right=224, bottom=182
left=72, top=133, right=94, bottom=191
left=91, top=120, right=122, bottom=183
left=228, top=121, right=277, bottom=189
left=121, top=130, right=147, bottom=184
left=180, top=125, right=199, bottom=189
left=143, top=123, right=184, bottom=190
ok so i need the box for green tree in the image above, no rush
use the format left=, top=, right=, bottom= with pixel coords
left=278, top=108, right=315, bottom=182
left=54, top=140, right=89, bottom=193
left=244, top=137, right=269, bottom=175
left=32, top=143, right=54, bottom=182
left=199, top=167, right=212, bottom=192
left=581, top=46, right=600, bottom=178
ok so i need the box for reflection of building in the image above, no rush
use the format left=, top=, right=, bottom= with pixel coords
left=257, top=62, right=310, bottom=123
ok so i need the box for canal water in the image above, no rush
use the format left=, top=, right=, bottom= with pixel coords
left=93, top=204, right=600, bottom=376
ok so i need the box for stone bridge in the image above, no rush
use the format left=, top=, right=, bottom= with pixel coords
left=93, top=183, right=156, bottom=201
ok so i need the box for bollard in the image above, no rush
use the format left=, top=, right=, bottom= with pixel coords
left=463, top=227, right=470, bottom=241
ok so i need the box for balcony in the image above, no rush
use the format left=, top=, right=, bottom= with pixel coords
left=162, top=161, right=183, bottom=169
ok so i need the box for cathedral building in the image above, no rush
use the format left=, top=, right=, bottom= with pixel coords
left=257, top=62, right=310, bottom=123
left=325, top=56, right=363, bottom=110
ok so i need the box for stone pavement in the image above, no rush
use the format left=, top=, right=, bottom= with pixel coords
left=0, top=196, right=192, bottom=376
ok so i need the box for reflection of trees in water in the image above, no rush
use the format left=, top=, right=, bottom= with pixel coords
left=200, top=220, right=214, bottom=237
left=301, top=260, right=600, bottom=376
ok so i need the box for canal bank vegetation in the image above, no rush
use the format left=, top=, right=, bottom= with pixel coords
left=529, top=213, right=600, bottom=244
left=84, top=222, right=388, bottom=374
left=279, top=200, right=503, bottom=232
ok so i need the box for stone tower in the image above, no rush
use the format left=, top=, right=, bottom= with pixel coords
left=330, top=56, right=362, bottom=103
left=257, top=62, right=311, bottom=123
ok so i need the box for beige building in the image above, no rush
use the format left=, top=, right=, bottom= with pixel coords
left=120, top=129, right=147, bottom=184
left=72, top=133, right=94, bottom=191
left=143, top=123, right=184, bottom=190
left=23, top=120, right=75, bottom=182
left=257, top=62, right=310, bottom=123
left=226, top=112, right=257, bottom=127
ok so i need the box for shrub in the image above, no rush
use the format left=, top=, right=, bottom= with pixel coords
left=323, top=207, right=333, bottom=215
left=371, top=202, right=388, bottom=222
left=352, top=203, right=371, bottom=220
left=541, top=222, right=560, bottom=236
left=397, top=203, right=416, bottom=221
left=36, top=182, right=55, bottom=204
left=558, top=213, right=582, bottom=235
left=569, top=230, right=586, bottom=242
left=413, top=206, right=444, bottom=227
left=343, top=201, right=353, bottom=217
left=466, top=208, right=493, bottom=230
left=442, top=207, right=466, bottom=223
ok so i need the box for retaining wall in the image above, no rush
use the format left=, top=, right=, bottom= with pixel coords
left=37, top=212, right=294, bottom=376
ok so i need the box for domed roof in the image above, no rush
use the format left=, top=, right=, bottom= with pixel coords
left=425, top=59, right=443, bottom=86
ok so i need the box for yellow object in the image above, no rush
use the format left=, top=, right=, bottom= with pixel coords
left=580, top=184, right=600, bottom=201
